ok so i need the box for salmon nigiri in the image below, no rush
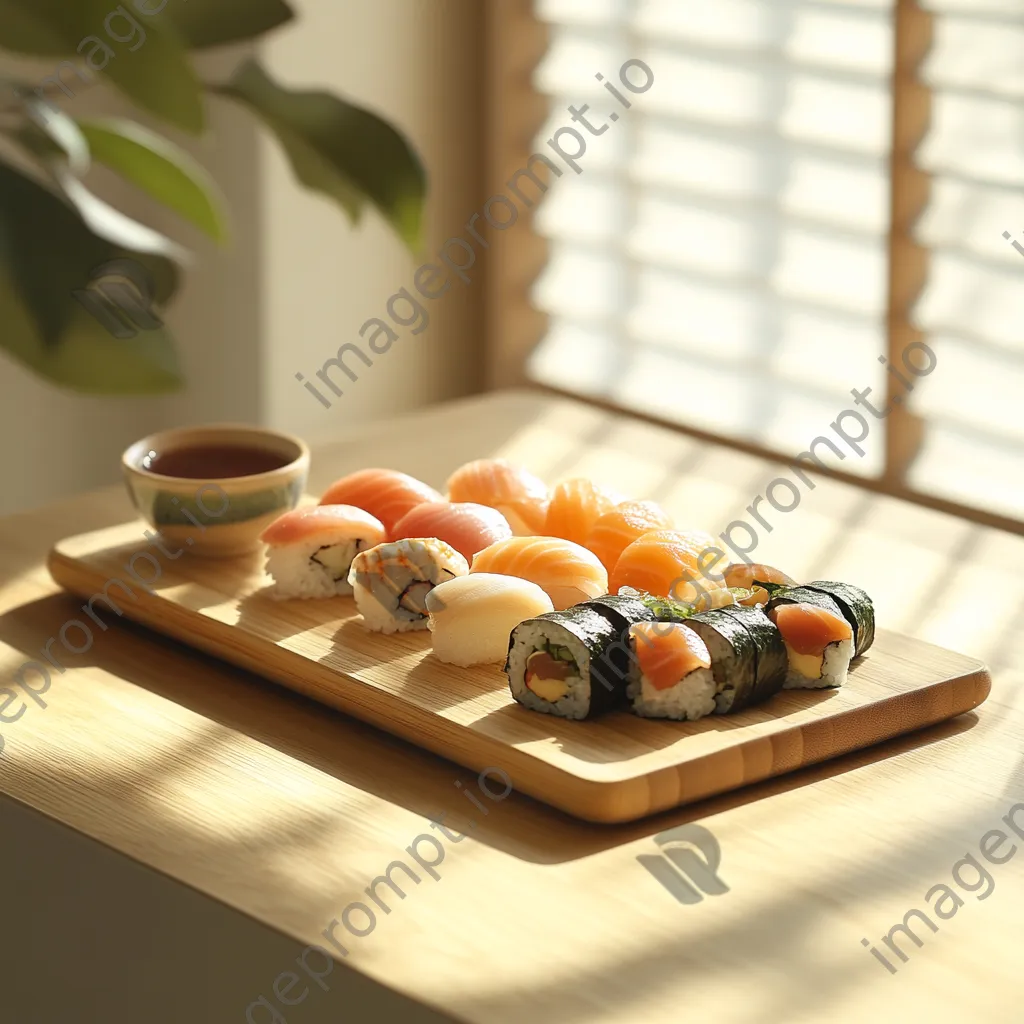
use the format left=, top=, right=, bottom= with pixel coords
left=767, top=602, right=854, bottom=689
left=585, top=499, right=674, bottom=573
left=260, top=504, right=387, bottom=598
left=544, top=478, right=623, bottom=546
left=319, top=469, right=443, bottom=537
left=446, top=459, right=549, bottom=536
left=470, top=536, right=607, bottom=610
left=722, top=563, right=796, bottom=597
left=610, top=529, right=725, bottom=607
left=626, top=621, right=717, bottom=720
left=392, top=501, right=512, bottom=562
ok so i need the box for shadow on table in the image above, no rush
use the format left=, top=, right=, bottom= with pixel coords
left=0, top=591, right=994, bottom=871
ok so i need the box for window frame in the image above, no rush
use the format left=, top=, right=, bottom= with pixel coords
left=483, top=0, right=1023, bottom=537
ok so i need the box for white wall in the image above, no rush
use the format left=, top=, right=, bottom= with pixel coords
left=0, top=0, right=484, bottom=516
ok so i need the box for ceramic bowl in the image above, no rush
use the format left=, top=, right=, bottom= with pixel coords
left=122, top=424, right=309, bottom=558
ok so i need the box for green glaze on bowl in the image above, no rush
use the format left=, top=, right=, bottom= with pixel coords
left=122, top=424, right=309, bottom=558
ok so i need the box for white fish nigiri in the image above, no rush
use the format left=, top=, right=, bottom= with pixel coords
left=424, top=573, right=554, bottom=666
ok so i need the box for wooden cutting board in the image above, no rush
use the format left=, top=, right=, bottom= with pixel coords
left=48, top=522, right=991, bottom=823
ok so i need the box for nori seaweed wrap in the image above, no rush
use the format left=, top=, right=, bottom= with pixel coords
left=715, top=605, right=788, bottom=704
left=802, top=580, right=875, bottom=657
left=686, top=608, right=760, bottom=713
left=505, top=606, right=631, bottom=719
left=765, top=585, right=845, bottom=619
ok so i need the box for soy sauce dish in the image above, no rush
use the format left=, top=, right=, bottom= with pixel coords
left=122, top=425, right=309, bottom=557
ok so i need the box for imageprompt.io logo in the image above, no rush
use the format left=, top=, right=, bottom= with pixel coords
left=73, top=258, right=163, bottom=339
left=637, top=824, right=729, bottom=904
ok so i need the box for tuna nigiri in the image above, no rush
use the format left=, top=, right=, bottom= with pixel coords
left=261, top=504, right=387, bottom=599
left=319, top=469, right=443, bottom=537
left=392, top=501, right=512, bottom=562
left=446, top=459, right=549, bottom=536
left=544, top=478, right=623, bottom=546
left=470, top=536, right=608, bottom=610
left=767, top=601, right=854, bottom=689
left=585, top=500, right=674, bottom=573
left=610, top=529, right=725, bottom=607
left=627, top=621, right=716, bottom=720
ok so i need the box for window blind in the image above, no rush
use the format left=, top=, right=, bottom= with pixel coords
left=527, top=0, right=895, bottom=479
left=906, top=0, right=1024, bottom=521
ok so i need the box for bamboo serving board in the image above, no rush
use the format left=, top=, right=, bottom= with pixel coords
left=48, top=522, right=992, bottom=823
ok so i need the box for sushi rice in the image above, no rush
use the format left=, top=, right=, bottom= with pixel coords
left=349, top=538, right=468, bottom=634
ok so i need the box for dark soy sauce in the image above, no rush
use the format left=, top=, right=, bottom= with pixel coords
left=142, top=444, right=290, bottom=478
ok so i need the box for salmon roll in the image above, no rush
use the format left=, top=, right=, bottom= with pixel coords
left=585, top=499, right=675, bottom=574
left=767, top=602, right=854, bottom=689
left=610, top=529, right=724, bottom=606
left=802, top=580, right=875, bottom=657
left=627, top=621, right=717, bottom=721
left=722, top=563, right=796, bottom=596
left=446, top=459, right=549, bottom=535
left=320, top=469, right=443, bottom=537
left=470, top=536, right=608, bottom=610
left=392, top=501, right=512, bottom=562
left=506, top=606, right=627, bottom=719
left=544, top=478, right=623, bottom=546
left=348, top=538, right=468, bottom=633
left=260, top=505, right=386, bottom=599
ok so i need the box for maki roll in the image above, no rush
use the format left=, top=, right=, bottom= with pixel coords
left=685, top=609, right=760, bottom=714
left=765, top=585, right=845, bottom=619
left=767, top=602, right=854, bottom=689
left=627, top=621, right=717, bottom=721
left=581, top=593, right=657, bottom=633
left=715, top=605, right=788, bottom=704
left=578, top=593, right=658, bottom=693
left=802, top=580, right=875, bottom=657
left=506, top=607, right=627, bottom=719
left=348, top=538, right=468, bottom=633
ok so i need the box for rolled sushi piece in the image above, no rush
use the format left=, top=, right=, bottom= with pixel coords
left=506, top=606, right=627, bottom=719
left=684, top=609, right=759, bottom=714
left=348, top=538, right=469, bottom=633
left=260, top=505, right=387, bottom=599
left=802, top=580, right=875, bottom=657
left=424, top=573, right=553, bottom=666
left=627, top=621, right=717, bottom=721
left=767, top=602, right=854, bottom=689
left=715, top=605, right=788, bottom=704
left=577, top=593, right=658, bottom=693
left=765, top=585, right=845, bottom=620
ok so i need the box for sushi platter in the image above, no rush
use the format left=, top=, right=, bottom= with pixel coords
left=47, top=457, right=991, bottom=823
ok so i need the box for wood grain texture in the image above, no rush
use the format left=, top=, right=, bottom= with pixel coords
left=3, top=390, right=1024, bottom=1024
left=49, top=523, right=990, bottom=823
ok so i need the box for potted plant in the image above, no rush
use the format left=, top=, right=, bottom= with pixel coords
left=0, top=0, right=426, bottom=394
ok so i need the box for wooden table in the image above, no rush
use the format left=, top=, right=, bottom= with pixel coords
left=2, top=390, right=1021, bottom=1023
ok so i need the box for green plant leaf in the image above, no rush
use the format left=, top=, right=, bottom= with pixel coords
left=160, top=0, right=295, bottom=49
left=77, top=119, right=226, bottom=241
left=0, top=0, right=205, bottom=133
left=0, top=160, right=183, bottom=393
left=215, top=59, right=426, bottom=252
